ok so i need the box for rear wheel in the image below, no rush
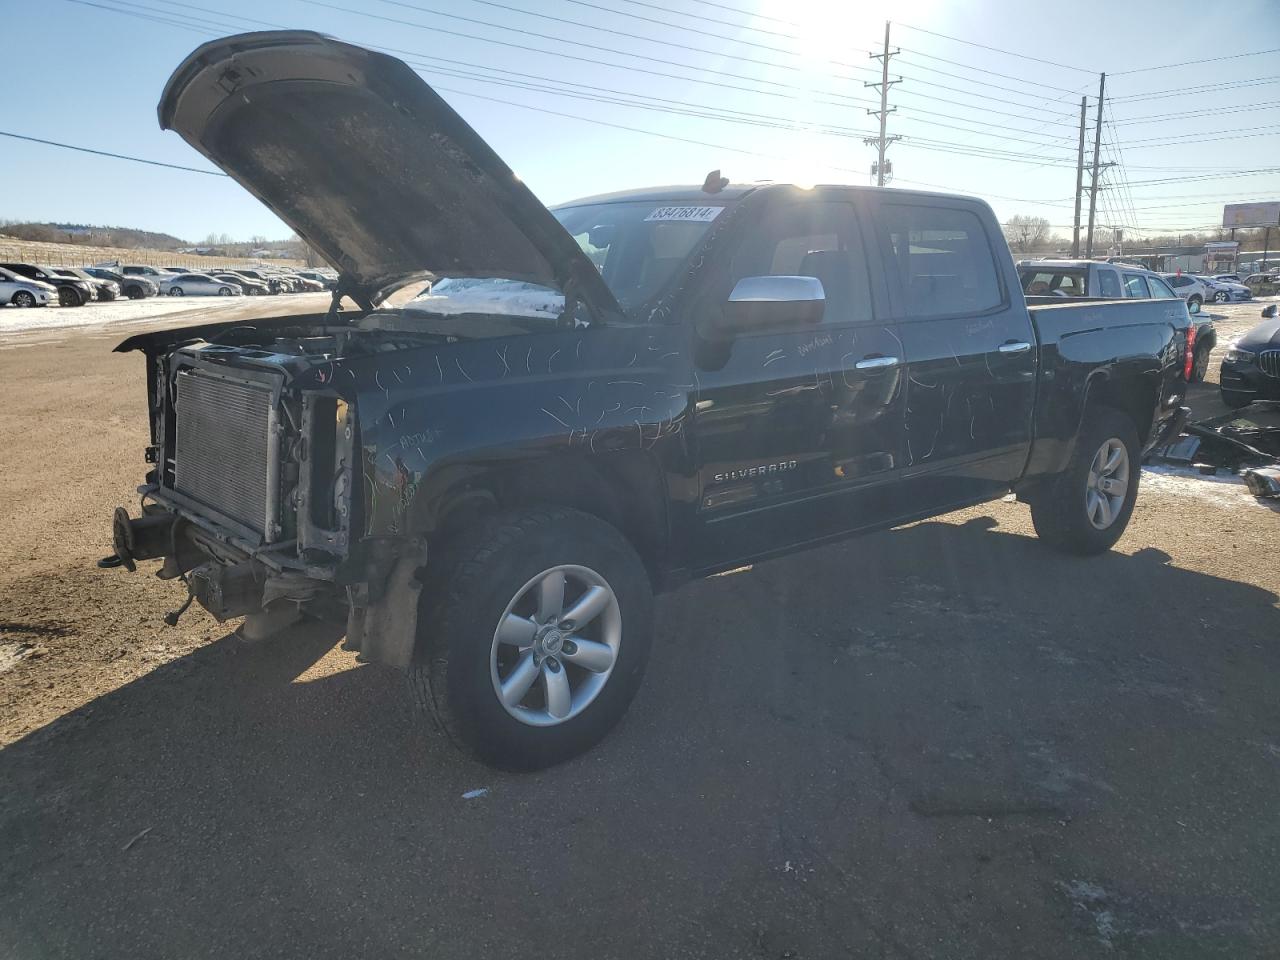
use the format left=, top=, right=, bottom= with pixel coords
left=1030, top=408, right=1140, bottom=555
left=410, top=507, right=653, bottom=770
left=11, top=291, right=35, bottom=308
left=1190, top=342, right=1212, bottom=383
left=1188, top=294, right=1203, bottom=308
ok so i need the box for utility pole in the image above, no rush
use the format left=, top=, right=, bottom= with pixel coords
left=862, top=21, right=901, bottom=186
left=1072, top=96, right=1087, bottom=258
left=1085, top=72, right=1106, bottom=258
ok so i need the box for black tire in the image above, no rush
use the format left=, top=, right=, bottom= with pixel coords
left=1030, top=407, right=1140, bottom=556
left=58, top=287, right=83, bottom=307
left=1214, top=291, right=1229, bottom=303
left=1220, top=390, right=1252, bottom=410
left=169, top=286, right=184, bottom=297
left=1190, top=342, right=1212, bottom=383
left=11, top=290, right=35, bottom=308
left=126, top=285, right=145, bottom=300
left=1188, top=294, right=1202, bottom=308
left=410, top=507, right=653, bottom=770
left=218, top=286, right=232, bottom=296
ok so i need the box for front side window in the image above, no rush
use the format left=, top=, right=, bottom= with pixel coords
left=1123, top=273, right=1151, bottom=298
left=727, top=201, right=873, bottom=325
left=880, top=204, right=1003, bottom=318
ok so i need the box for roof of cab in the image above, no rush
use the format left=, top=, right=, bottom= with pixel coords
left=551, top=182, right=986, bottom=209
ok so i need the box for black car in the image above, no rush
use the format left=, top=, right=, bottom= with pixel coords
left=107, top=33, right=1196, bottom=770
left=84, top=266, right=157, bottom=300
left=229, top=268, right=285, bottom=294
left=1220, top=304, right=1280, bottom=408
left=55, top=267, right=119, bottom=302
left=0, top=262, right=94, bottom=306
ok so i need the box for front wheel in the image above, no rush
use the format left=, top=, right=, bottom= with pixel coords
left=410, top=507, right=653, bottom=770
left=58, top=288, right=82, bottom=307
left=169, top=286, right=184, bottom=297
left=218, top=286, right=232, bottom=296
left=12, top=291, right=35, bottom=308
left=1214, top=291, right=1230, bottom=303
left=1030, top=408, right=1140, bottom=555
left=126, top=285, right=145, bottom=300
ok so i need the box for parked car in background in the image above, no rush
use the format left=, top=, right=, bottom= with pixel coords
left=84, top=266, right=157, bottom=300
left=281, top=272, right=323, bottom=292
left=228, top=268, right=286, bottom=294
left=0, top=262, right=94, bottom=306
left=163, top=272, right=242, bottom=296
left=1162, top=273, right=1210, bottom=307
left=0, top=266, right=56, bottom=307
left=1018, top=260, right=1215, bottom=380
left=212, top=272, right=268, bottom=295
left=119, top=264, right=183, bottom=289
left=1214, top=274, right=1243, bottom=284
left=295, top=269, right=336, bottom=290
left=1245, top=274, right=1279, bottom=297
left=1220, top=304, right=1280, bottom=409
left=1193, top=274, right=1251, bottom=303
left=54, top=267, right=119, bottom=301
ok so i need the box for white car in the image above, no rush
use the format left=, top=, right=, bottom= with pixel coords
left=1162, top=273, right=1210, bottom=307
left=0, top=266, right=56, bottom=307
left=1198, top=275, right=1252, bottom=303
left=164, top=272, right=243, bottom=296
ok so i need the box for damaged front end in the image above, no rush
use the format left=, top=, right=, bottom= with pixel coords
left=108, top=319, right=426, bottom=667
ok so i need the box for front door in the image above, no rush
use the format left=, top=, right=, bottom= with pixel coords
left=689, top=194, right=907, bottom=571
left=870, top=199, right=1038, bottom=510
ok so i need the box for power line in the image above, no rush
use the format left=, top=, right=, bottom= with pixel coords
left=1109, top=77, right=1280, bottom=103
left=1112, top=46, right=1280, bottom=75
left=892, top=22, right=1096, bottom=74
left=0, top=129, right=227, bottom=175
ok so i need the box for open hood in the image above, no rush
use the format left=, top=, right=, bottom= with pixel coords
left=159, top=31, right=621, bottom=316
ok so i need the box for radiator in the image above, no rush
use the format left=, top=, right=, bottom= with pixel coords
left=173, top=369, right=277, bottom=537
left=1259, top=350, right=1280, bottom=379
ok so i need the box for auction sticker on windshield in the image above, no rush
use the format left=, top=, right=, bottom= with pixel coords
left=644, top=206, right=724, bottom=223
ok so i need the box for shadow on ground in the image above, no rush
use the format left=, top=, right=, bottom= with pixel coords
left=2, top=519, right=1278, bottom=959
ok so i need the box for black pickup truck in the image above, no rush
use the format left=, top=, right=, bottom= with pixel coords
left=108, top=33, right=1194, bottom=769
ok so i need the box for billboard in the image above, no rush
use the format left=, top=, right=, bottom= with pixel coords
left=1223, top=202, right=1280, bottom=228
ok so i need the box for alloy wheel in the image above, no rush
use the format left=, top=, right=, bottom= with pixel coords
left=1085, top=437, right=1129, bottom=530
left=489, top=564, right=622, bottom=727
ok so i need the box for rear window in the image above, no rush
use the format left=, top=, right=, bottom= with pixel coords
left=880, top=205, right=1003, bottom=318
left=1020, top=268, right=1087, bottom=297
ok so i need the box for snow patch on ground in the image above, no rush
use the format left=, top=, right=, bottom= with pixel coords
left=405, top=278, right=564, bottom=319
left=1141, top=464, right=1273, bottom=510
left=0, top=293, right=329, bottom=336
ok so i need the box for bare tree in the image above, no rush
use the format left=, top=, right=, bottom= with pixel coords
left=1003, top=215, right=1053, bottom=254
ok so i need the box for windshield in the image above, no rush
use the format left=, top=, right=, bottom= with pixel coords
left=552, top=200, right=726, bottom=313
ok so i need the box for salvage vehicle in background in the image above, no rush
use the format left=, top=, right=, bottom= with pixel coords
left=1163, top=273, right=1209, bottom=307
left=84, top=266, right=157, bottom=300
left=107, top=32, right=1199, bottom=770
left=1245, top=274, right=1279, bottom=297
left=119, top=264, right=182, bottom=289
left=55, top=267, right=119, bottom=301
left=0, top=262, right=94, bottom=306
left=1192, top=274, right=1251, bottom=303
left=212, top=272, right=268, bottom=295
left=164, top=272, right=241, bottom=296
left=1220, top=304, right=1280, bottom=409
left=295, top=269, right=337, bottom=290
left=228, top=268, right=286, bottom=294
left=0, top=266, right=56, bottom=307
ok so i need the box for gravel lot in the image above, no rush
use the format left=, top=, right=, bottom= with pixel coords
left=0, top=298, right=1277, bottom=958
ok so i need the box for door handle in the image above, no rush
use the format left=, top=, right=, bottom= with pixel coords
left=854, top=355, right=900, bottom=370
left=998, top=341, right=1032, bottom=354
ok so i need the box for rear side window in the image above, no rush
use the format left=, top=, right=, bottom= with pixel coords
left=880, top=204, right=1003, bottom=318
left=1148, top=276, right=1176, bottom=298
left=1097, top=269, right=1122, bottom=297
left=1122, top=273, right=1150, bottom=298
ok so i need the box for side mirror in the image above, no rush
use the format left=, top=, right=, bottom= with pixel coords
left=716, top=275, right=825, bottom=335
left=1263, top=304, right=1278, bottom=319
left=1188, top=299, right=1200, bottom=315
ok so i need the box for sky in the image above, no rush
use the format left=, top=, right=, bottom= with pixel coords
left=2, top=0, right=1278, bottom=244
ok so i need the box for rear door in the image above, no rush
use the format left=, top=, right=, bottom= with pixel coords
left=870, top=198, right=1037, bottom=509
left=691, top=193, right=907, bottom=569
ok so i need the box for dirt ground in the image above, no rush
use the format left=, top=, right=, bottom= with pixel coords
left=1, top=297, right=1277, bottom=958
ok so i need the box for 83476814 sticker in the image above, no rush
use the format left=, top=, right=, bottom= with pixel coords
left=643, top=206, right=724, bottom=223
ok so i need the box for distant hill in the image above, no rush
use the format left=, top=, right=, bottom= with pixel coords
left=0, top=221, right=188, bottom=250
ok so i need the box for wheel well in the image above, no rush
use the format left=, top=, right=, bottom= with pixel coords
left=1084, top=374, right=1159, bottom=443
left=426, top=452, right=669, bottom=581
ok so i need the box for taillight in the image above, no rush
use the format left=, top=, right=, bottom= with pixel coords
left=1184, top=323, right=1197, bottom=381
